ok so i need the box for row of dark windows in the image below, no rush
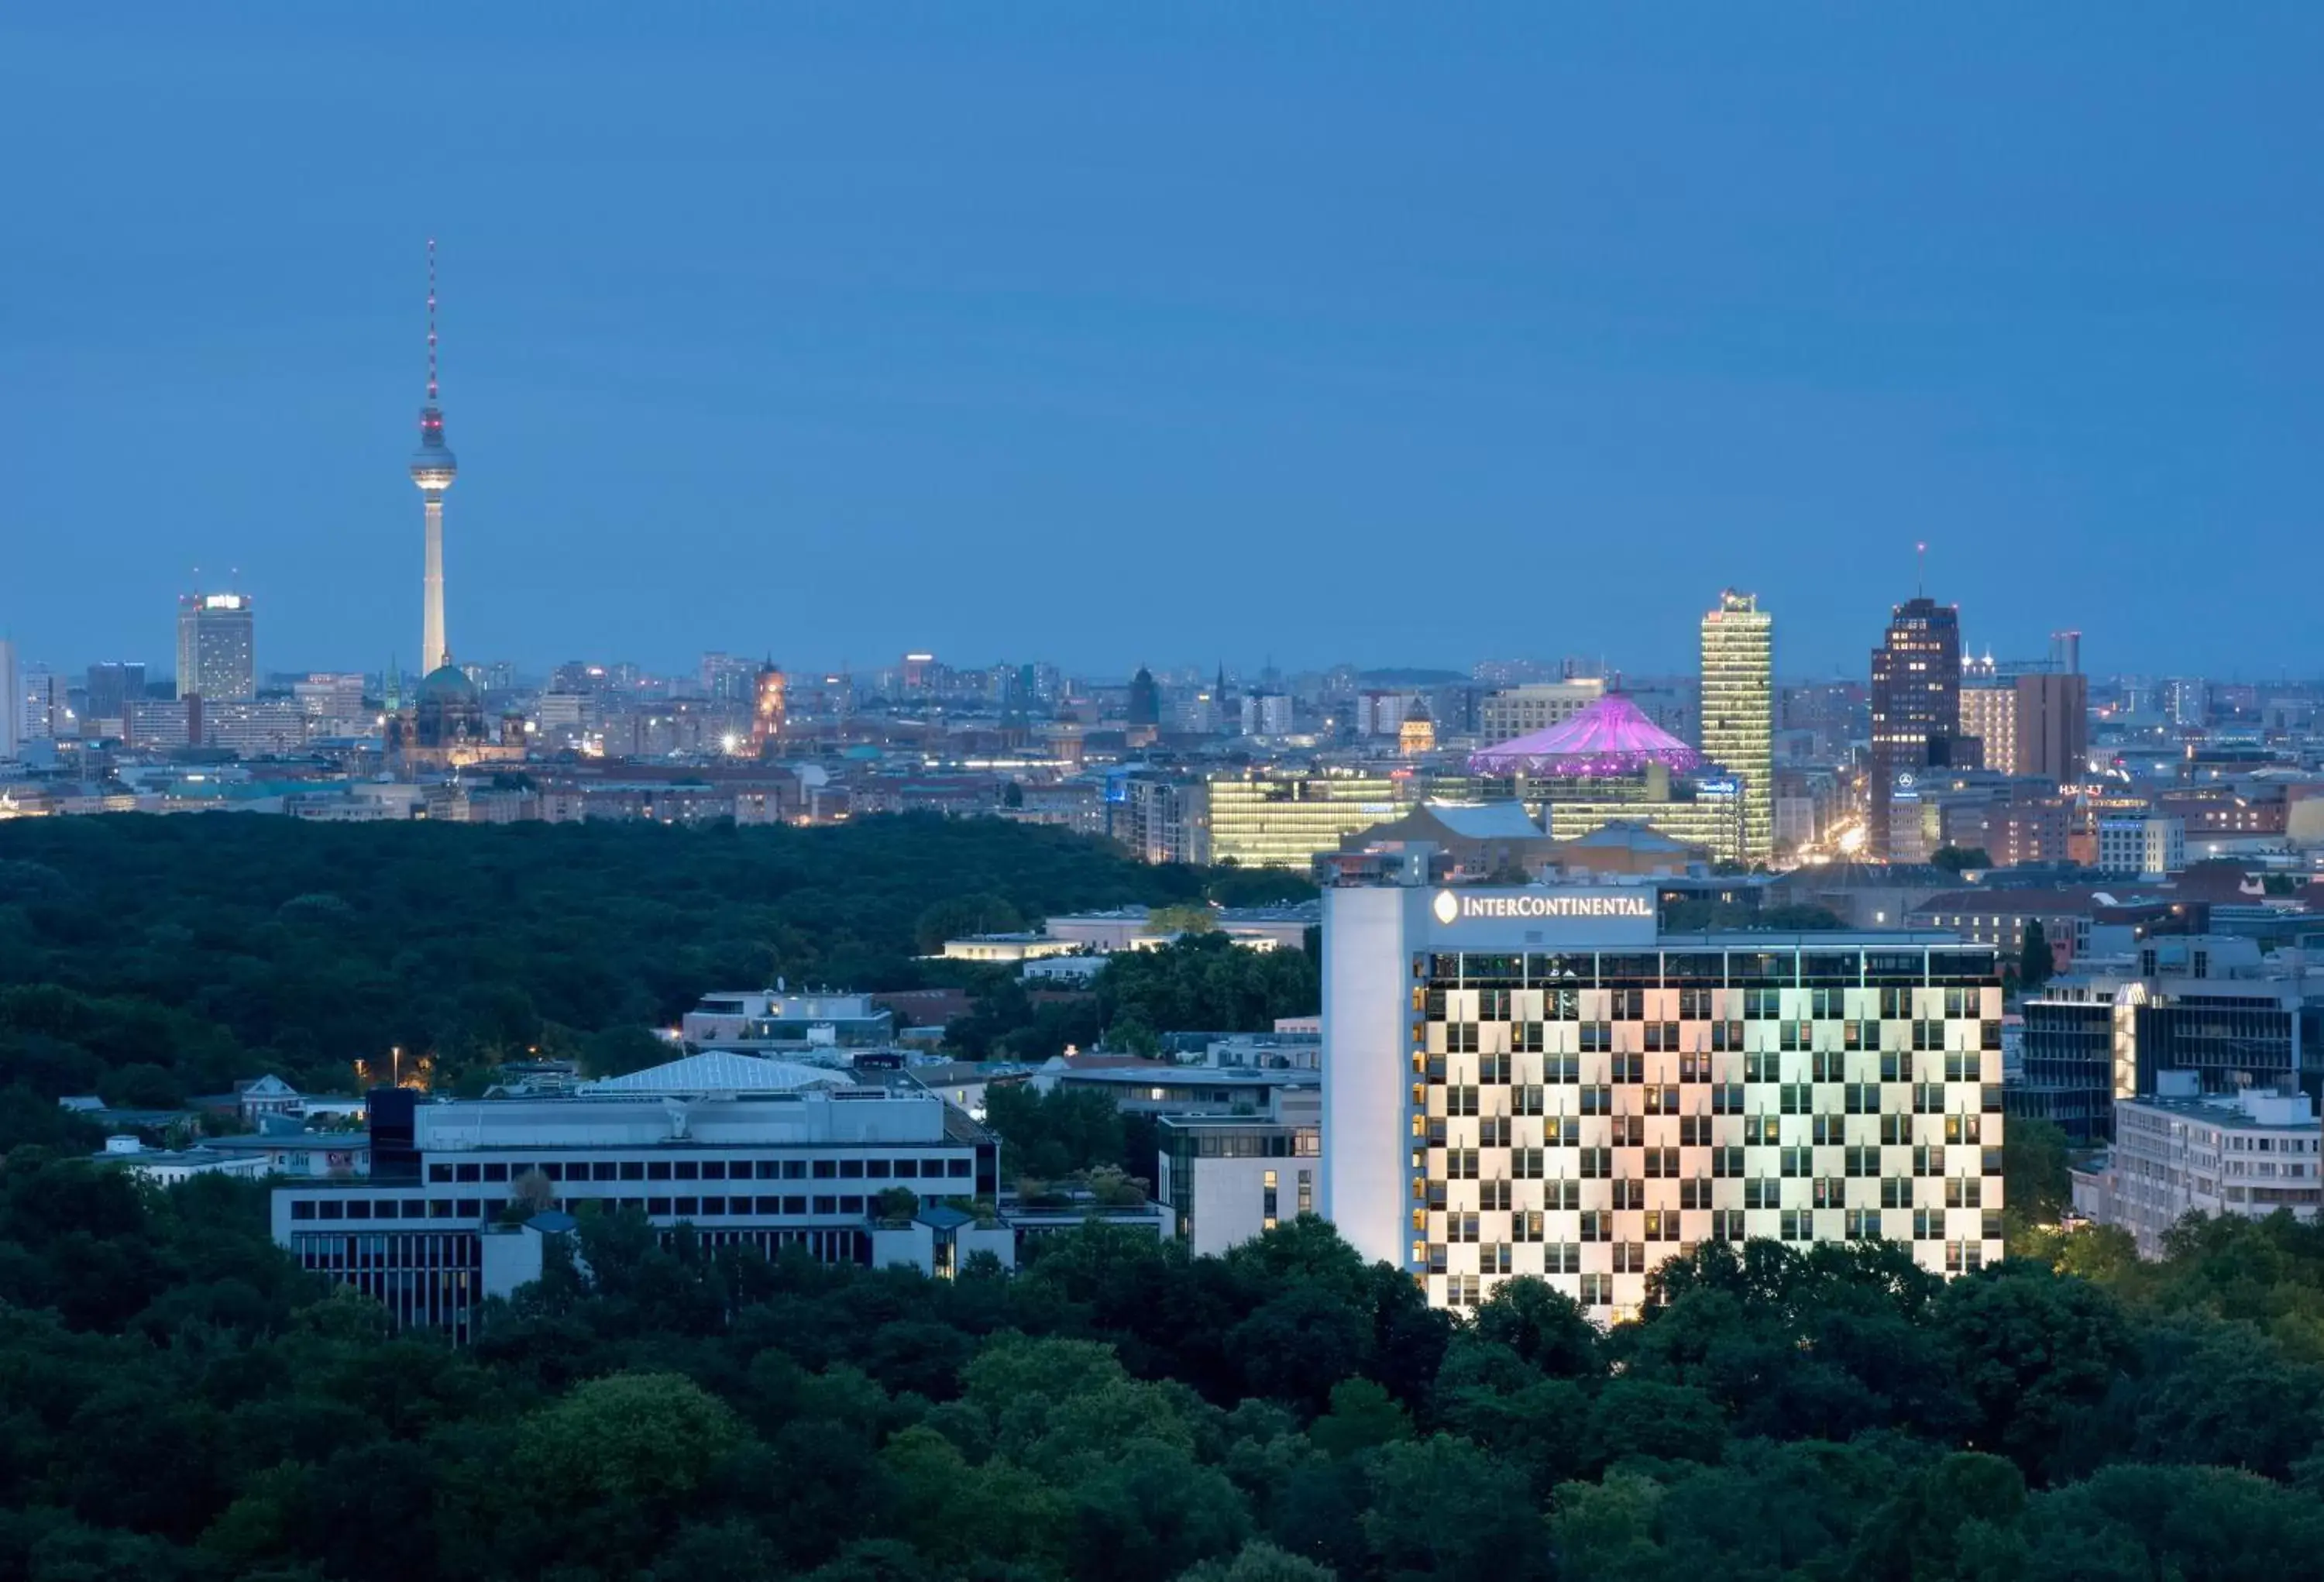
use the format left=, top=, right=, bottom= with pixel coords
left=294, top=1226, right=875, bottom=1338
left=424, top=1154, right=973, bottom=1185
left=1433, top=1076, right=2001, bottom=1111
left=1420, top=1102, right=1999, bottom=1151
left=1422, top=1051, right=1996, bottom=1087
left=290, top=1192, right=923, bottom=1223
left=1430, top=1143, right=2006, bottom=1180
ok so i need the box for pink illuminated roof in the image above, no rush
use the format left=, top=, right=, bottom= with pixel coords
left=1467, top=693, right=1703, bottom=778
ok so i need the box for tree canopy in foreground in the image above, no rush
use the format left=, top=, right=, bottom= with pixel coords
left=1, top=1137, right=2322, bottom=1581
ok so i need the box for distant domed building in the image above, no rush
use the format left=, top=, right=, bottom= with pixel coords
left=414, top=665, right=484, bottom=748
left=390, top=660, right=519, bottom=771
left=1467, top=693, right=1701, bottom=779
left=1397, top=696, right=1437, bottom=758
left=1468, top=693, right=1745, bottom=865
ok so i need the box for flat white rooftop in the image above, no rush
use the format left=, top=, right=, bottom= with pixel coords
left=413, top=1091, right=951, bottom=1150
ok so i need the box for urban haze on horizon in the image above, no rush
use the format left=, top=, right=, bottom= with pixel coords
left=5, top=7, right=2317, bottom=678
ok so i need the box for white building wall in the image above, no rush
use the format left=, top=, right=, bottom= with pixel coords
left=1174, top=1153, right=1322, bottom=1258
left=1320, top=885, right=1418, bottom=1266
left=2102, top=1088, right=2321, bottom=1255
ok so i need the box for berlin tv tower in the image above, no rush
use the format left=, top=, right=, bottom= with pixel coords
left=409, top=239, right=458, bottom=676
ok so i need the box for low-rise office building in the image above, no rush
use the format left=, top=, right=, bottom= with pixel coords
left=1037, top=1057, right=1318, bottom=1117
left=205, top=1130, right=373, bottom=1178
left=1545, top=793, right=1747, bottom=868
left=939, top=933, right=1085, bottom=963
left=1206, top=771, right=1414, bottom=871
left=2073, top=1074, right=2322, bottom=1254
left=2098, top=815, right=2186, bottom=880
left=1157, top=1086, right=1324, bottom=1257
left=907, top=1059, right=1037, bottom=1123
left=1041, top=902, right=1320, bottom=953
left=2013, top=936, right=2323, bottom=1143
left=94, top=1135, right=273, bottom=1184
left=680, top=989, right=896, bottom=1050
left=272, top=1061, right=1003, bottom=1340
left=1909, top=888, right=2199, bottom=975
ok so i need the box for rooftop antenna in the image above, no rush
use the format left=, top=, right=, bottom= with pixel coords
left=1915, top=541, right=1927, bottom=597
left=426, top=237, right=440, bottom=402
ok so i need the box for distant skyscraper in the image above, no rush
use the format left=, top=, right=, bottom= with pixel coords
left=1868, top=596, right=1965, bottom=860
left=2162, top=678, right=2207, bottom=728
left=176, top=591, right=256, bottom=701
left=0, top=640, right=16, bottom=760
left=1241, top=692, right=1292, bottom=738
left=1958, top=679, right=2018, bottom=776
left=2014, top=672, right=2089, bottom=785
left=294, top=672, right=370, bottom=738
left=409, top=240, right=459, bottom=676
left=700, top=652, right=756, bottom=703
left=16, top=661, right=57, bottom=745
left=84, top=662, right=146, bottom=735
left=1699, top=590, right=1773, bottom=866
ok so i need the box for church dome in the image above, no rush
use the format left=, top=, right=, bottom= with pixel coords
left=417, top=665, right=478, bottom=701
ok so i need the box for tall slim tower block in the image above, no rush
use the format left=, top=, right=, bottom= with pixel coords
left=1868, top=597, right=1965, bottom=860
left=409, top=240, right=459, bottom=676
left=1699, top=590, right=1773, bottom=867
left=0, top=639, right=17, bottom=761
left=176, top=592, right=256, bottom=701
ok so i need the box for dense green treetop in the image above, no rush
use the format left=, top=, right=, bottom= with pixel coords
left=2, top=1130, right=2322, bottom=1580
left=0, top=814, right=1215, bottom=1101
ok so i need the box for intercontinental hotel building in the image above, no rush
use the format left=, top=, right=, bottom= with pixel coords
left=1322, top=875, right=2005, bottom=1317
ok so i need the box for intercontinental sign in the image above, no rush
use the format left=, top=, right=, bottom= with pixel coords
left=1432, top=889, right=1655, bottom=925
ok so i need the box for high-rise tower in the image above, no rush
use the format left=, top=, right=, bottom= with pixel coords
left=176, top=590, right=256, bottom=701
left=751, top=659, right=787, bottom=754
left=409, top=239, right=458, bottom=676
left=1868, top=595, right=1965, bottom=861
left=0, top=639, right=17, bottom=762
left=1700, top=590, right=1773, bottom=867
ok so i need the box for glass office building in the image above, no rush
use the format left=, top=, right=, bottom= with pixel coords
left=2013, top=937, right=2319, bottom=1144
left=1699, top=590, right=1773, bottom=867
left=1207, top=770, right=1413, bottom=869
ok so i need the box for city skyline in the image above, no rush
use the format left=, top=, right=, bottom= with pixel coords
left=5, top=12, right=2323, bottom=1573
left=6, top=6, right=2319, bottom=676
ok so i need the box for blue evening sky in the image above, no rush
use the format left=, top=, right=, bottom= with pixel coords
left=2, top=4, right=2317, bottom=683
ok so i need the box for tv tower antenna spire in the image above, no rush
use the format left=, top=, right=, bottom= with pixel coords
left=409, top=238, right=459, bottom=676
left=426, top=236, right=440, bottom=403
